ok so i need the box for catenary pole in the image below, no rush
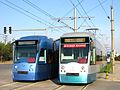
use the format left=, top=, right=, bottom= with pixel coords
left=111, top=5, right=115, bottom=73
left=74, top=7, right=77, bottom=32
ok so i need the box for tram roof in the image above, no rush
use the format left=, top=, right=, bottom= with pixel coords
left=61, top=32, right=95, bottom=38
left=18, top=35, right=48, bottom=41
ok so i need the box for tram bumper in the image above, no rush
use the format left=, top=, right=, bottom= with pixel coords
left=59, top=74, right=88, bottom=84
left=12, top=63, right=37, bottom=81
left=13, top=72, right=37, bottom=81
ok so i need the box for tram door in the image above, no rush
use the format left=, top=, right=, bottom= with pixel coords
left=39, top=48, right=47, bottom=63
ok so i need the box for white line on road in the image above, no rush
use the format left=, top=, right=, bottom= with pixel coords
left=0, top=82, right=18, bottom=87
left=13, top=82, right=41, bottom=90
left=54, top=85, right=65, bottom=90
left=81, top=85, right=89, bottom=90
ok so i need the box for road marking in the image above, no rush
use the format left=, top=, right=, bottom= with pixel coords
left=0, top=82, right=18, bottom=87
left=81, top=85, right=88, bottom=90
left=13, top=82, right=41, bottom=90
left=54, top=85, right=65, bottom=90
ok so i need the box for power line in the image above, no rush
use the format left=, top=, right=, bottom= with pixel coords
left=77, top=18, right=91, bottom=30
left=1, top=0, right=67, bottom=34
left=68, top=0, right=93, bottom=30
left=22, top=0, right=54, bottom=19
left=87, top=0, right=108, bottom=13
left=22, top=0, right=73, bottom=32
left=62, top=0, right=84, bottom=17
left=97, top=0, right=110, bottom=19
left=5, top=0, right=55, bottom=26
left=22, top=0, right=63, bottom=30
left=77, top=0, right=95, bottom=27
left=0, top=1, right=48, bottom=26
left=75, top=8, right=91, bottom=30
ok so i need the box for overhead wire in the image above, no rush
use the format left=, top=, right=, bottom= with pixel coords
left=62, top=0, right=84, bottom=18
left=22, top=0, right=71, bottom=33
left=22, top=0, right=54, bottom=19
left=22, top=0, right=59, bottom=30
left=76, top=8, right=91, bottom=30
left=0, top=0, right=65, bottom=34
left=11, top=0, right=67, bottom=33
left=1, top=0, right=109, bottom=35
left=77, top=0, right=95, bottom=27
left=0, top=1, right=47, bottom=26
left=97, top=0, right=110, bottom=19
left=35, top=0, right=84, bottom=31
left=87, top=0, right=108, bottom=13
left=85, top=0, right=110, bottom=35
left=4, top=0, right=55, bottom=27
left=68, top=0, right=92, bottom=31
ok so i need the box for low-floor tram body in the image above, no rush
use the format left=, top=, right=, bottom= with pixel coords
left=59, top=32, right=106, bottom=84
left=12, top=36, right=59, bottom=81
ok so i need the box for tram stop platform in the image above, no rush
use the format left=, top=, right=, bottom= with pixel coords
left=97, top=61, right=120, bottom=82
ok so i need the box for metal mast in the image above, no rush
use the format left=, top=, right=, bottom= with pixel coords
left=111, top=6, right=115, bottom=73
left=74, top=7, right=77, bottom=32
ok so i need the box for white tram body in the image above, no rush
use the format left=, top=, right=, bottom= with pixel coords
left=59, top=32, right=106, bottom=83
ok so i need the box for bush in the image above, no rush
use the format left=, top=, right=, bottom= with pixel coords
left=100, top=62, right=112, bottom=73
left=0, top=42, right=12, bottom=61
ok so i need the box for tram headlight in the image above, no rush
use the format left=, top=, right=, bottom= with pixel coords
left=14, top=65, right=18, bottom=71
left=15, top=65, right=18, bottom=69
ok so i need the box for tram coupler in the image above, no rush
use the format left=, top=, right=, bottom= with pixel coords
left=106, top=72, right=109, bottom=79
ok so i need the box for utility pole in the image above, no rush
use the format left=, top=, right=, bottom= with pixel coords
left=111, top=6, right=115, bottom=73
left=74, top=7, right=77, bottom=32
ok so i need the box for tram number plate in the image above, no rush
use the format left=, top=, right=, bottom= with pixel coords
left=17, top=71, right=28, bottom=74
left=66, top=73, right=79, bottom=76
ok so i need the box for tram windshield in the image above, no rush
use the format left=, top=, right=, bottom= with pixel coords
left=61, top=44, right=89, bottom=64
left=14, top=45, right=37, bottom=63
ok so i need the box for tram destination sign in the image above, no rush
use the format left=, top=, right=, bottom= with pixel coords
left=61, top=37, right=89, bottom=43
left=16, top=41, right=37, bottom=45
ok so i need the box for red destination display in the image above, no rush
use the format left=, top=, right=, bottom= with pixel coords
left=63, top=44, right=86, bottom=48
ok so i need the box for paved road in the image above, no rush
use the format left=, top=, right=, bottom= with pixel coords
left=87, top=80, right=120, bottom=90
left=0, top=64, right=120, bottom=90
left=0, top=64, right=12, bottom=85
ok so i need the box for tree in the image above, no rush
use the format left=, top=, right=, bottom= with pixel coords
left=0, top=42, right=12, bottom=61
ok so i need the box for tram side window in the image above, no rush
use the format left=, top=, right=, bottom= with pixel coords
left=38, top=48, right=46, bottom=63
left=90, top=48, right=96, bottom=65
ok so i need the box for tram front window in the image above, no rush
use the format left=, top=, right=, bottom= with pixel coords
left=14, top=45, right=37, bottom=63
left=61, top=44, right=89, bottom=63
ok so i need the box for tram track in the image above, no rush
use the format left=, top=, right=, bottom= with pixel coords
left=0, top=80, right=89, bottom=90
left=81, top=84, right=88, bottom=90
left=53, top=85, right=64, bottom=90
left=54, top=84, right=88, bottom=90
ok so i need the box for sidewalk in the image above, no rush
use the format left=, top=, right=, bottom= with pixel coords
left=97, top=61, right=120, bottom=81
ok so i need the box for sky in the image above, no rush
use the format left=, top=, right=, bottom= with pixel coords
left=0, top=0, right=120, bottom=54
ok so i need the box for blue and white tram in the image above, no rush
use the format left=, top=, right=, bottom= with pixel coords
left=59, top=32, right=106, bottom=84
left=12, top=36, right=58, bottom=81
